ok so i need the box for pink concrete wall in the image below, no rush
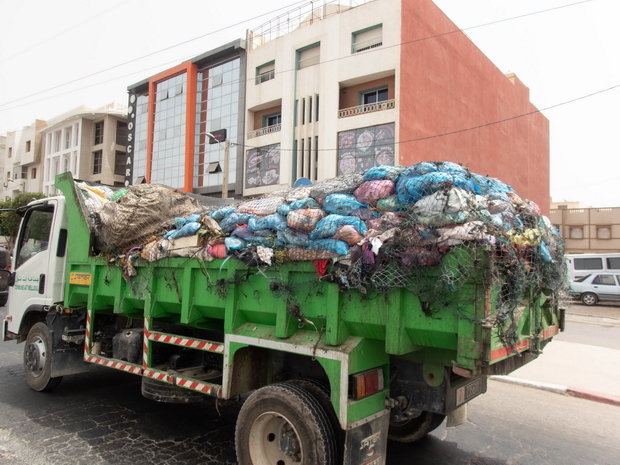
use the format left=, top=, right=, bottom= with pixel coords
left=399, top=0, right=550, bottom=213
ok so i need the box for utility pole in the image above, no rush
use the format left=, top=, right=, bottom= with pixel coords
left=222, top=139, right=230, bottom=199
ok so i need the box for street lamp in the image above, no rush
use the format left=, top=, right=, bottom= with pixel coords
left=205, top=130, right=230, bottom=199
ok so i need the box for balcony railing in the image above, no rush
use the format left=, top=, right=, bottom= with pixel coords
left=338, top=99, right=395, bottom=118
left=248, top=0, right=376, bottom=49
left=352, top=39, right=382, bottom=53
left=256, top=69, right=275, bottom=84
left=247, top=123, right=282, bottom=140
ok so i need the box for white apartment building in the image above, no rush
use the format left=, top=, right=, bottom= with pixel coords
left=1, top=120, right=47, bottom=200
left=40, top=103, right=128, bottom=195
left=244, top=0, right=399, bottom=196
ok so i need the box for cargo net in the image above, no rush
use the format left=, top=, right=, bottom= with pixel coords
left=75, top=162, right=569, bottom=348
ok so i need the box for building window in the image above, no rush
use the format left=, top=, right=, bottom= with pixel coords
left=256, top=61, right=275, bottom=84
left=569, top=227, right=584, bottom=239
left=94, top=121, right=104, bottom=145
left=151, top=72, right=188, bottom=189
left=54, top=131, right=61, bottom=152
left=195, top=58, right=241, bottom=189
left=297, top=43, right=320, bottom=69
left=25, top=140, right=32, bottom=152
left=7, top=147, right=11, bottom=158
left=116, top=121, right=128, bottom=146
left=64, top=128, right=72, bottom=150
left=114, top=151, right=126, bottom=176
left=361, top=87, right=388, bottom=105
left=93, top=150, right=102, bottom=175
left=352, top=24, right=383, bottom=53
left=264, top=113, right=282, bottom=127
left=597, top=226, right=611, bottom=239
left=31, top=168, right=37, bottom=179
left=315, top=95, right=320, bottom=122
left=21, top=166, right=28, bottom=179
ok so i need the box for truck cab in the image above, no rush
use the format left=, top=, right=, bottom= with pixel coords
left=4, top=197, right=68, bottom=341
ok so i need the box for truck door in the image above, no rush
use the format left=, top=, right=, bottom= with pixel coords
left=6, top=199, right=67, bottom=334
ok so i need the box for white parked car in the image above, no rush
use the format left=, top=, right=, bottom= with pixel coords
left=570, top=273, right=620, bottom=306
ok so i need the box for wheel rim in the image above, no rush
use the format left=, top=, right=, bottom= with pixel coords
left=25, top=336, right=46, bottom=378
left=582, top=294, right=596, bottom=305
left=249, top=411, right=303, bottom=464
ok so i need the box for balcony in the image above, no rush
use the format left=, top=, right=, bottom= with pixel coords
left=338, top=99, right=395, bottom=118
left=247, top=123, right=282, bottom=140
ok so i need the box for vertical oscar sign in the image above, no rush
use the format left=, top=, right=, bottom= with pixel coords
left=124, top=93, right=137, bottom=187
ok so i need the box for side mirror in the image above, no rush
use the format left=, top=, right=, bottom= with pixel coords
left=0, top=269, right=11, bottom=291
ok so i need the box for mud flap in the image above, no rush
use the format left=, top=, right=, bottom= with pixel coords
left=343, top=409, right=390, bottom=465
left=47, top=313, right=89, bottom=377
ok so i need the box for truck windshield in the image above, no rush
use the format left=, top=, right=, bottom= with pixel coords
left=16, top=208, right=53, bottom=269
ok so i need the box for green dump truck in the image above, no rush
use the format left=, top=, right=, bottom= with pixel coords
left=2, top=169, right=566, bottom=465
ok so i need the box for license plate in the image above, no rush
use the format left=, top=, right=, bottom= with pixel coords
left=456, top=378, right=482, bottom=406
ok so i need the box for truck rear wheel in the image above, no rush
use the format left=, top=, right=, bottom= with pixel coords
left=235, top=382, right=336, bottom=465
left=23, top=322, right=63, bottom=391
left=287, top=378, right=343, bottom=463
left=388, top=411, right=446, bottom=443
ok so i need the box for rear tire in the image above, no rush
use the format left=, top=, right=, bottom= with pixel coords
left=581, top=292, right=598, bottom=306
left=236, top=382, right=336, bottom=465
left=23, top=322, right=63, bottom=391
left=388, top=411, right=446, bottom=443
left=287, top=378, right=343, bottom=463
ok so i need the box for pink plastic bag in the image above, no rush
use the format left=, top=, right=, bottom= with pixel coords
left=354, top=180, right=395, bottom=206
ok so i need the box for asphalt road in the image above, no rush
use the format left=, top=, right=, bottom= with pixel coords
left=1, top=303, right=619, bottom=464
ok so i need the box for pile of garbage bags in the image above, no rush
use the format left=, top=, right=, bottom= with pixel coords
left=77, top=161, right=565, bottom=297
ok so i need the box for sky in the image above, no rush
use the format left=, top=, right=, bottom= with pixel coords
left=0, top=0, right=618, bottom=207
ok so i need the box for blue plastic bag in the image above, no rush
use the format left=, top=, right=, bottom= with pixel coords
left=164, top=222, right=201, bottom=240
left=309, top=215, right=368, bottom=240
left=248, top=213, right=288, bottom=232
left=307, top=239, right=349, bottom=255
left=277, top=228, right=311, bottom=248
left=209, top=206, right=235, bottom=221
left=362, top=165, right=406, bottom=181
left=174, top=213, right=201, bottom=229
left=225, top=237, right=247, bottom=250
left=323, top=194, right=366, bottom=216
left=218, top=213, right=253, bottom=233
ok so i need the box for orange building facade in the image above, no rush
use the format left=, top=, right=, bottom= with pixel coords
left=399, top=0, right=550, bottom=213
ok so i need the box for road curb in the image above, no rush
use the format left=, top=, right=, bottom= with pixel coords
left=566, top=388, right=620, bottom=407
left=489, top=376, right=620, bottom=407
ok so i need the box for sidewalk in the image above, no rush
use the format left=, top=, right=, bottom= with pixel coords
left=490, top=327, right=620, bottom=407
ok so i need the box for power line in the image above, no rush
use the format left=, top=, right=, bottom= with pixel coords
left=0, top=0, right=134, bottom=65
left=0, top=0, right=594, bottom=111
left=0, top=0, right=308, bottom=109
left=233, top=82, right=620, bottom=152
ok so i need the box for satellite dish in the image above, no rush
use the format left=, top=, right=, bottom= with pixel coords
left=294, top=177, right=312, bottom=188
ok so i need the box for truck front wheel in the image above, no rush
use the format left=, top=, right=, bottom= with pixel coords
left=388, top=411, right=446, bottom=443
left=23, top=322, right=63, bottom=391
left=235, top=382, right=336, bottom=465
